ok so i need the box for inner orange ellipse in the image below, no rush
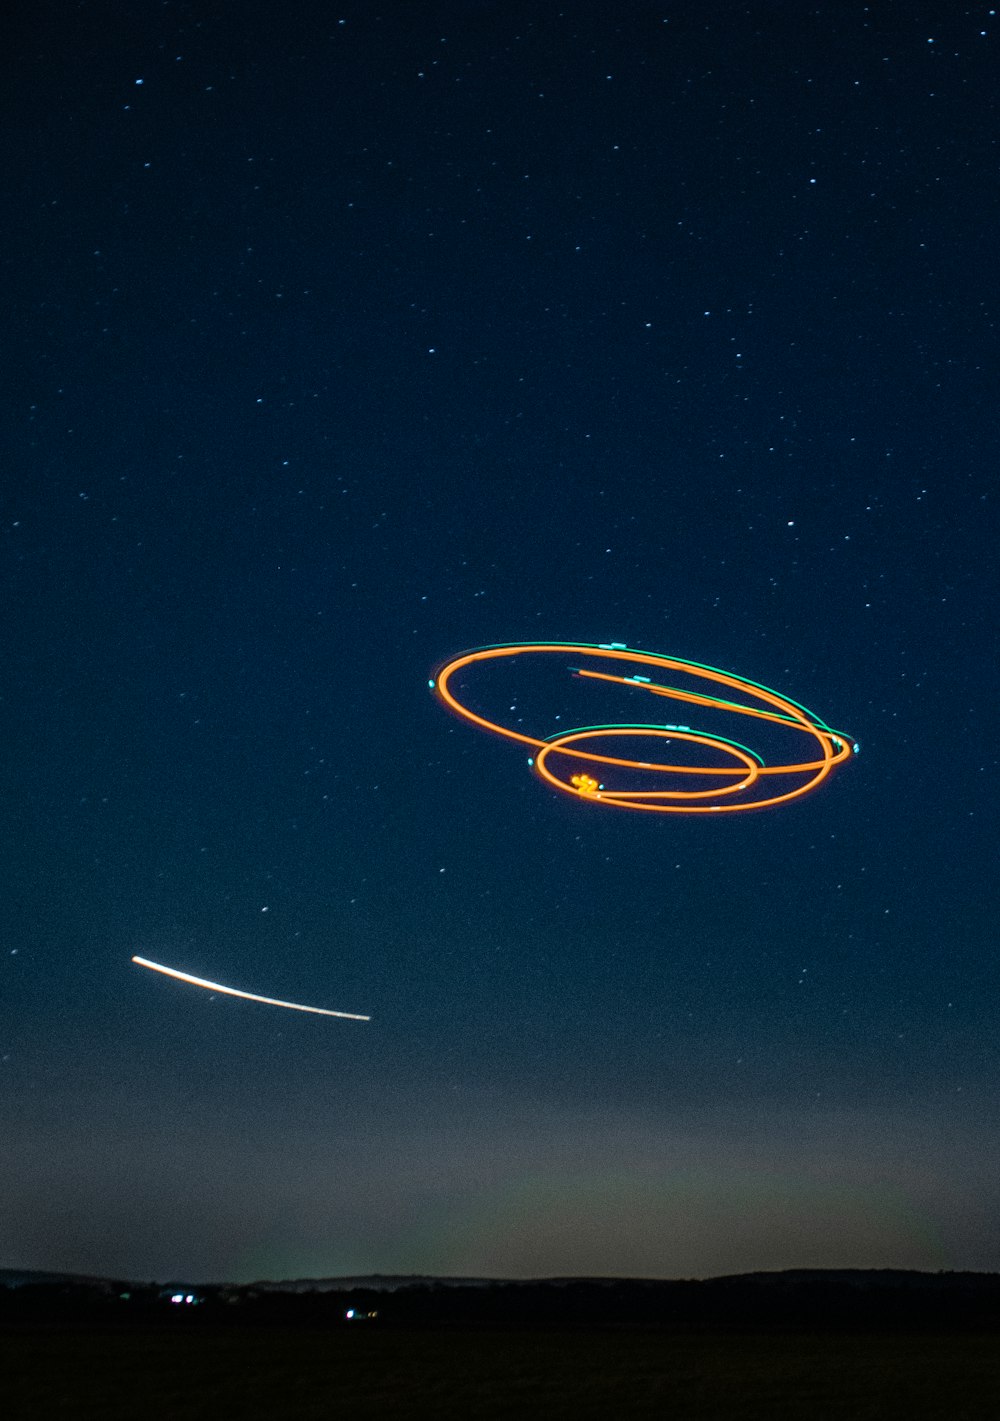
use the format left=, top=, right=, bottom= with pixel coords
left=535, top=728, right=761, bottom=803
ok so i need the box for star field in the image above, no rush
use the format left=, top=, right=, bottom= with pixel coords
left=1, top=0, right=997, bottom=1282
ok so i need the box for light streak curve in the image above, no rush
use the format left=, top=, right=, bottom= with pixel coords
left=131, top=956, right=370, bottom=1020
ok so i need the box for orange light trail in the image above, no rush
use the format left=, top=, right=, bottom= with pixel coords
left=431, top=642, right=856, bottom=814
left=131, top=956, right=370, bottom=1020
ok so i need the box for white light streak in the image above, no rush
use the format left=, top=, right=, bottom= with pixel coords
left=131, top=956, right=370, bottom=1021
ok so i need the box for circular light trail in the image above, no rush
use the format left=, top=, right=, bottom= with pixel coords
left=431, top=642, right=856, bottom=814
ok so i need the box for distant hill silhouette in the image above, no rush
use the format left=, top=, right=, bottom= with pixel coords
left=251, top=1273, right=497, bottom=1293
left=4, top=1266, right=1000, bottom=1332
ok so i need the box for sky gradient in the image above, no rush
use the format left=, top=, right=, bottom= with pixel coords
left=2, top=0, right=998, bottom=1283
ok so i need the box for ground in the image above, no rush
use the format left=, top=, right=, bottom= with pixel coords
left=4, top=1325, right=999, bottom=1419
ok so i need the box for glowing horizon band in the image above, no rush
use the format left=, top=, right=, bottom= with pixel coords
left=431, top=641, right=855, bottom=813
left=131, top=956, right=370, bottom=1020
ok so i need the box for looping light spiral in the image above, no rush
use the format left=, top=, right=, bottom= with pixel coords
left=431, top=642, right=856, bottom=814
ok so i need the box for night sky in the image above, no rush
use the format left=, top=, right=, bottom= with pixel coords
left=3, top=1, right=998, bottom=1285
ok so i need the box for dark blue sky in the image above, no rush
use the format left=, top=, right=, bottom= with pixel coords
left=2, top=0, right=998, bottom=1283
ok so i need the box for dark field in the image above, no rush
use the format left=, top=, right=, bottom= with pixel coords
left=4, top=1326, right=1000, bottom=1420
